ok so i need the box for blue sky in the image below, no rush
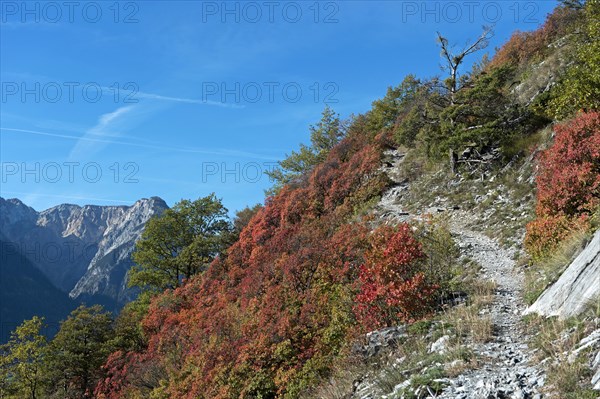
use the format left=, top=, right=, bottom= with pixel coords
left=0, top=0, right=558, bottom=214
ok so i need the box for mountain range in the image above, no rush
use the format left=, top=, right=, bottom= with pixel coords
left=0, top=196, right=167, bottom=341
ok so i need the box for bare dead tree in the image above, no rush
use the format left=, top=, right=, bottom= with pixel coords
left=436, top=26, right=494, bottom=106
left=436, top=27, right=494, bottom=176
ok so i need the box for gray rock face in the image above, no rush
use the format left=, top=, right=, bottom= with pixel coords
left=0, top=196, right=167, bottom=310
left=524, top=229, right=600, bottom=319
left=69, top=197, right=167, bottom=305
left=0, top=198, right=38, bottom=236
left=593, top=347, right=600, bottom=390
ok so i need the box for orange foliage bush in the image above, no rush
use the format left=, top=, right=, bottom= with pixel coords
left=524, top=214, right=589, bottom=261
left=525, top=111, right=599, bottom=259
left=490, top=6, right=579, bottom=69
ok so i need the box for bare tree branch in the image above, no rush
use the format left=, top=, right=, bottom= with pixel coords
left=436, top=26, right=494, bottom=106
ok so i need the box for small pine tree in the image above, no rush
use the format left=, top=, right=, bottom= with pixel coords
left=266, top=106, right=344, bottom=193
left=45, top=306, right=114, bottom=399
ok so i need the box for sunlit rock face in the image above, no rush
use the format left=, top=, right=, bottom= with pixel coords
left=525, top=229, right=600, bottom=319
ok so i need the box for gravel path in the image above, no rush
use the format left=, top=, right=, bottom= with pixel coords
left=436, top=220, right=546, bottom=399
left=374, top=150, right=547, bottom=398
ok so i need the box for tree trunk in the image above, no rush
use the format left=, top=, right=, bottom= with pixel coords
left=450, top=149, right=458, bottom=175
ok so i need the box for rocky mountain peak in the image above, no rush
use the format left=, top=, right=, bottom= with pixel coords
left=0, top=197, right=38, bottom=228
left=0, top=196, right=168, bottom=311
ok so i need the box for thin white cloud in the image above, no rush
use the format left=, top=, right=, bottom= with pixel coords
left=68, top=105, right=136, bottom=159
left=1, top=127, right=126, bottom=144
left=0, top=127, right=280, bottom=160
left=137, top=91, right=245, bottom=109
left=99, top=87, right=245, bottom=109
left=98, top=105, right=132, bottom=125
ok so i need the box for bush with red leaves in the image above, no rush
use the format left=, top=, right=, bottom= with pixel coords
left=354, top=224, right=437, bottom=329
left=490, top=6, right=579, bottom=69
left=94, top=130, right=394, bottom=398
left=526, top=111, right=600, bottom=259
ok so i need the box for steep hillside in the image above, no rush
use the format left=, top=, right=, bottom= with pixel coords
left=92, top=3, right=600, bottom=398
left=2, top=2, right=598, bottom=399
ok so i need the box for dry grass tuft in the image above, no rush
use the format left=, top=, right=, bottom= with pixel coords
left=446, top=304, right=494, bottom=343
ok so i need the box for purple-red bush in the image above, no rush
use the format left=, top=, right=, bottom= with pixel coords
left=490, top=6, right=579, bottom=68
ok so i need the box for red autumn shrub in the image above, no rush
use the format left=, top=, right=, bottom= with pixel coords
left=354, top=224, right=437, bottom=329
left=95, top=351, right=167, bottom=399
left=490, top=6, right=579, bottom=68
left=95, top=351, right=129, bottom=399
left=536, top=111, right=600, bottom=217
left=525, top=111, right=600, bottom=259
left=95, top=132, right=389, bottom=398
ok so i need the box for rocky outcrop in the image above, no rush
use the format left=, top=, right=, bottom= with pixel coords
left=523, top=230, right=600, bottom=393
left=524, top=229, right=600, bottom=319
left=352, top=326, right=408, bottom=358
left=0, top=198, right=38, bottom=231
left=0, top=196, right=167, bottom=311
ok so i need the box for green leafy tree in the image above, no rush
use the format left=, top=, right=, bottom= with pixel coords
left=266, top=106, right=344, bottom=193
left=550, top=0, right=600, bottom=118
left=0, top=350, right=9, bottom=398
left=0, top=317, right=47, bottom=399
left=45, top=305, right=114, bottom=399
left=109, top=291, right=153, bottom=353
left=129, top=194, right=231, bottom=291
left=309, top=105, right=345, bottom=158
